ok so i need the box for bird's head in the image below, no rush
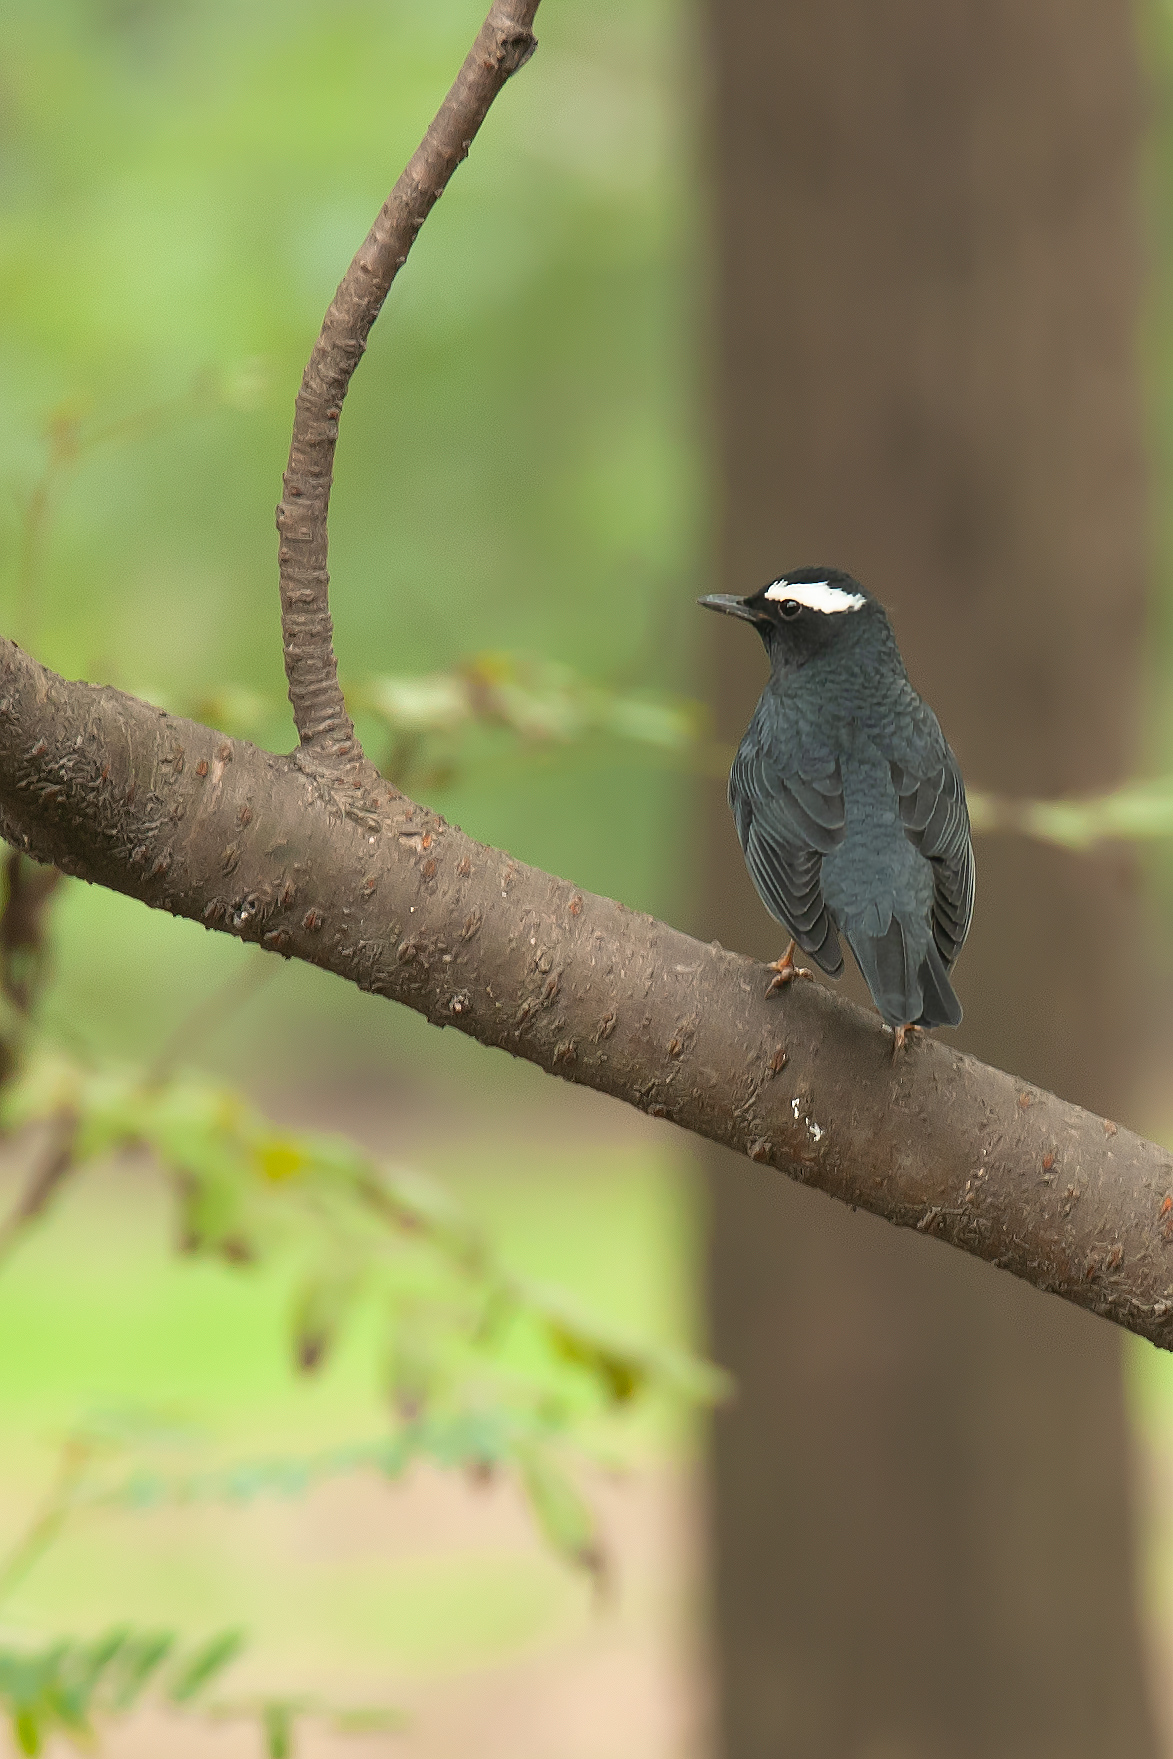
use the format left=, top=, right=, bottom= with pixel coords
left=699, top=567, right=881, bottom=668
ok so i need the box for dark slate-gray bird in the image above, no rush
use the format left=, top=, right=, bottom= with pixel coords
left=700, top=568, right=974, bottom=1052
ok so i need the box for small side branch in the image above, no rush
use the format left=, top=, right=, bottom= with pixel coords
left=0, top=1109, right=77, bottom=1268
left=276, top=0, right=541, bottom=762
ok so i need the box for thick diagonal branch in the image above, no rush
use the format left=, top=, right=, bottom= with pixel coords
left=3, top=639, right=1173, bottom=1350
left=277, top=0, right=541, bottom=761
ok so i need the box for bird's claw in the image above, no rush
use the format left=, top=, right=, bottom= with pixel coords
left=765, top=941, right=814, bottom=996
left=891, top=1023, right=923, bottom=1060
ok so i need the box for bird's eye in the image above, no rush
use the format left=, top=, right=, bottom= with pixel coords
left=778, top=599, right=802, bottom=620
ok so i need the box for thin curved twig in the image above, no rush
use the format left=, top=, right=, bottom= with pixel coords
left=276, top=0, right=541, bottom=763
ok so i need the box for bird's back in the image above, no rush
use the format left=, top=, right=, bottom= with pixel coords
left=732, top=652, right=972, bottom=1030
left=822, top=727, right=959, bottom=1028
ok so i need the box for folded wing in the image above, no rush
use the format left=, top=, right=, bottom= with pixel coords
left=729, top=735, right=846, bottom=976
left=888, top=729, right=975, bottom=971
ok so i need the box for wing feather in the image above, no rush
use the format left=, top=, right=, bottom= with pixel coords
left=889, top=723, right=975, bottom=969
left=730, top=731, right=846, bottom=976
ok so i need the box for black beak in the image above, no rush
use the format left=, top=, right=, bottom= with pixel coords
left=697, top=593, right=760, bottom=622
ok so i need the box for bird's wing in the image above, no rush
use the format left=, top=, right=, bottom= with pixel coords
left=887, top=708, right=975, bottom=968
left=729, top=732, right=845, bottom=975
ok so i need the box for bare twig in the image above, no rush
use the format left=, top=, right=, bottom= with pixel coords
left=0, top=1109, right=78, bottom=1268
left=14, top=379, right=224, bottom=655
left=0, top=849, right=63, bottom=1093
left=276, top=0, right=541, bottom=763
left=147, top=952, right=279, bottom=1086
left=15, top=406, right=83, bottom=653
left=0, top=1419, right=107, bottom=1606
left=0, top=850, right=61, bottom=1016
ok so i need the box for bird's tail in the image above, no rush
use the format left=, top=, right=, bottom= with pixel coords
left=846, top=915, right=963, bottom=1030
left=914, top=937, right=963, bottom=1029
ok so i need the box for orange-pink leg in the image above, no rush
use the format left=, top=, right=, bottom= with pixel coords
left=891, top=1023, right=923, bottom=1059
left=765, top=939, right=814, bottom=996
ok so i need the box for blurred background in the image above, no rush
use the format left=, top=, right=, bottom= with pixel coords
left=5, top=0, right=1173, bottom=1755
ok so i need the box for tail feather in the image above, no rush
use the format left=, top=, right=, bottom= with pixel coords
left=847, top=916, right=962, bottom=1030
left=846, top=916, right=917, bottom=1028
left=914, top=938, right=963, bottom=1029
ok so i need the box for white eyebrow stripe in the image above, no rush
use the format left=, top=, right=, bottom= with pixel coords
left=765, top=580, right=867, bottom=614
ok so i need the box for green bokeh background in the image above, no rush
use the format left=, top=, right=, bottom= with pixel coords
left=2, top=0, right=703, bottom=1078
left=11, top=0, right=1173, bottom=1740
left=0, top=0, right=709, bottom=1719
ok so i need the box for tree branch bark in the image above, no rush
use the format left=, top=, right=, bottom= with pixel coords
left=2, top=640, right=1173, bottom=1348
left=5, top=0, right=1173, bottom=1355
left=277, top=0, right=540, bottom=762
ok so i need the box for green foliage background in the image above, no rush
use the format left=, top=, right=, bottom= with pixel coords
left=16, top=0, right=1173, bottom=1747
left=0, top=0, right=709, bottom=1744
left=1, top=0, right=703, bottom=1079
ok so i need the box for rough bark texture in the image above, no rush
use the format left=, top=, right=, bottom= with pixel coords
left=704, top=1, right=1160, bottom=1755
left=277, top=0, right=539, bottom=760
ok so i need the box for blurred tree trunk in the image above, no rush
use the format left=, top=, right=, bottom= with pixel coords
left=703, top=3, right=1162, bottom=1756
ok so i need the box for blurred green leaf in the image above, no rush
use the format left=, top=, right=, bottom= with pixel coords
left=516, top=1444, right=604, bottom=1579
left=0, top=1041, right=722, bottom=1597
left=0, top=1627, right=181, bottom=1752
left=546, top=1318, right=648, bottom=1405
left=290, top=1260, right=366, bottom=1373
left=0, top=0, right=708, bottom=1742
left=970, top=777, right=1173, bottom=850
left=108, top=1631, right=176, bottom=1711
left=262, top=1700, right=295, bottom=1759
left=186, top=684, right=273, bottom=740
left=330, top=1704, right=409, bottom=1734
left=166, top=1629, right=245, bottom=1704
left=353, top=651, right=705, bottom=790
left=0, top=1622, right=402, bottom=1755
left=13, top=1708, right=40, bottom=1756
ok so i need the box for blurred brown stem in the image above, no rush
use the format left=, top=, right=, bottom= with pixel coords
left=0, top=1109, right=78, bottom=1269
left=15, top=411, right=81, bottom=653
left=0, top=851, right=62, bottom=1093
left=147, top=953, right=279, bottom=1087
left=0, top=1416, right=93, bottom=1607
left=15, top=379, right=221, bottom=655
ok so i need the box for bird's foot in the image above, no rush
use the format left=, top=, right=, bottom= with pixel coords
left=766, top=941, right=814, bottom=996
left=891, top=1023, right=923, bottom=1060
